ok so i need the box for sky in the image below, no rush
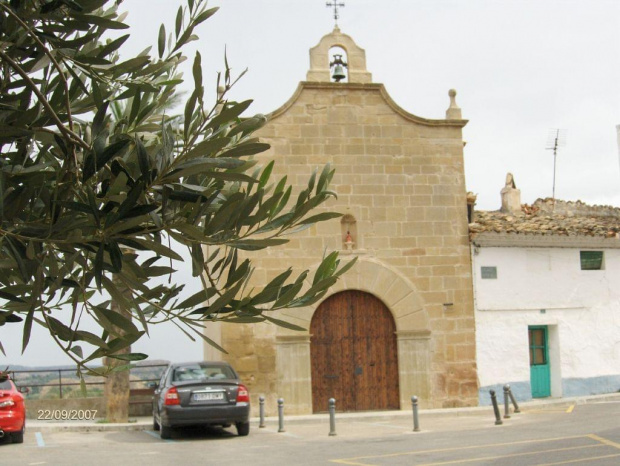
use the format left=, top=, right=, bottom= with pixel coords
left=2, top=0, right=620, bottom=368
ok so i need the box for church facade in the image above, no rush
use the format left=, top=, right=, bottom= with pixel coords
left=205, top=28, right=478, bottom=414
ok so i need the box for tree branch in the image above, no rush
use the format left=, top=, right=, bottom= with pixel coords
left=0, top=50, right=90, bottom=151
left=0, top=3, right=75, bottom=134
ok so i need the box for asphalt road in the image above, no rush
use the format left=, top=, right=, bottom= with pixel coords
left=2, top=401, right=620, bottom=465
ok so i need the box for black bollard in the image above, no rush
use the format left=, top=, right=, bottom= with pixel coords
left=259, top=396, right=266, bottom=428
left=507, top=385, right=521, bottom=413
left=503, top=385, right=511, bottom=419
left=490, top=390, right=503, bottom=425
left=411, top=396, right=420, bottom=432
left=328, top=398, right=337, bottom=436
left=277, top=398, right=285, bottom=433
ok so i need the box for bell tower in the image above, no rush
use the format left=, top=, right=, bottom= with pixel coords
left=306, top=27, right=372, bottom=84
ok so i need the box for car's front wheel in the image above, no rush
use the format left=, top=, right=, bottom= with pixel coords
left=160, top=424, right=172, bottom=440
left=236, top=421, right=250, bottom=437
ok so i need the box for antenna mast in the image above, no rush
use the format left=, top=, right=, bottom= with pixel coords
left=545, top=129, right=567, bottom=204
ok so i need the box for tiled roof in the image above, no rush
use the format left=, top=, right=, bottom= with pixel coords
left=470, top=198, right=620, bottom=239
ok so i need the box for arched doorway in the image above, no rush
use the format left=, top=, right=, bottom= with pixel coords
left=310, top=290, right=400, bottom=412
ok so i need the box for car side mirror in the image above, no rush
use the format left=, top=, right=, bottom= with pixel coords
left=146, top=382, right=158, bottom=389
left=18, top=386, right=30, bottom=394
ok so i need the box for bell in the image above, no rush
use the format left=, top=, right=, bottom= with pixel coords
left=332, top=64, right=346, bottom=82
left=329, top=53, right=348, bottom=83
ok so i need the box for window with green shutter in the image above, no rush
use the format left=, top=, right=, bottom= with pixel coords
left=481, top=266, right=497, bottom=279
left=580, top=251, right=603, bottom=270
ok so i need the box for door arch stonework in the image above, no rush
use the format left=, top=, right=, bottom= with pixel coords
left=274, top=258, right=431, bottom=414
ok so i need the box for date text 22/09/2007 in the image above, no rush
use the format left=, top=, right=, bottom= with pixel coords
left=37, top=409, right=98, bottom=420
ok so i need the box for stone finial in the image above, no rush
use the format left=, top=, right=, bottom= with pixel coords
left=500, top=172, right=521, bottom=214
left=306, top=29, right=372, bottom=83
left=445, top=89, right=462, bottom=119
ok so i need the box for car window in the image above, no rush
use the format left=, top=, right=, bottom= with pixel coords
left=159, top=367, right=170, bottom=387
left=172, top=365, right=235, bottom=382
left=0, top=379, right=13, bottom=390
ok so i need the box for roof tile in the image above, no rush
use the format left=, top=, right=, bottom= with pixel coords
left=470, top=198, right=620, bottom=239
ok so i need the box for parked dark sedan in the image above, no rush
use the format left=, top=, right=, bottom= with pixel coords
left=152, top=361, right=250, bottom=439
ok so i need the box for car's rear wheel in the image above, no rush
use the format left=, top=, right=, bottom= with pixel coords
left=160, top=424, right=172, bottom=439
left=12, top=427, right=24, bottom=444
left=236, top=421, right=250, bottom=436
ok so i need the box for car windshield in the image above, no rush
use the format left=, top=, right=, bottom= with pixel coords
left=172, top=365, right=235, bottom=382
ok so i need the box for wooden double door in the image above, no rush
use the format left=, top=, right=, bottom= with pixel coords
left=310, top=290, right=400, bottom=412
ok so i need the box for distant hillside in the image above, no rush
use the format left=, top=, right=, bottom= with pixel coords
left=5, top=359, right=169, bottom=372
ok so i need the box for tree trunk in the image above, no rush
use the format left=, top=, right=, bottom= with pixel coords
left=103, top=274, right=132, bottom=423
left=103, top=344, right=131, bottom=422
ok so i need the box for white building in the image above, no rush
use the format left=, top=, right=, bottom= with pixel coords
left=470, top=179, right=620, bottom=404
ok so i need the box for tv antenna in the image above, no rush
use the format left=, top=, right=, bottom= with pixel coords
left=545, top=129, right=567, bottom=203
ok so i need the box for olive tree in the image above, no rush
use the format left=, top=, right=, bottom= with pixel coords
left=0, top=0, right=354, bottom=382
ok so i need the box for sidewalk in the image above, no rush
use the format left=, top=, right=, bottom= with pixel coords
left=27, top=391, right=620, bottom=433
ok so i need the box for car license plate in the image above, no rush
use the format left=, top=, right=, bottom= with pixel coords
left=193, top=392, right=224, bottom=401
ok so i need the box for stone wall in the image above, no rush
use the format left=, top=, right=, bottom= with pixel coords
left=24, top=389, right=154, bottom=419
left=25, top=397, right=105, bottom=419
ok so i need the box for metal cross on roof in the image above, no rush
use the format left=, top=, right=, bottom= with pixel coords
left=326, top=1, right=345, bottom=25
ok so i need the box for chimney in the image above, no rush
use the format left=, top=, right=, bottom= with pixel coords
left=500, top=173, right=521, bottom=214
left=466, top=192, right=477, bottom=223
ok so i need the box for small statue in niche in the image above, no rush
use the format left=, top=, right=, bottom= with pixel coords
left=344, top=231, right=354, bottom=250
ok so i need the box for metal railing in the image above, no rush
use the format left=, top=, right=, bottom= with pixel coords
left=8, top=364, right=168, bottom=399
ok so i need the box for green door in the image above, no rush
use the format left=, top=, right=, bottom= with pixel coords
left=529, top=326, right=551, bottom=398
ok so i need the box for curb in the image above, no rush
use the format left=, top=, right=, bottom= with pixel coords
left=30, top=421, right=152, bottom=433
